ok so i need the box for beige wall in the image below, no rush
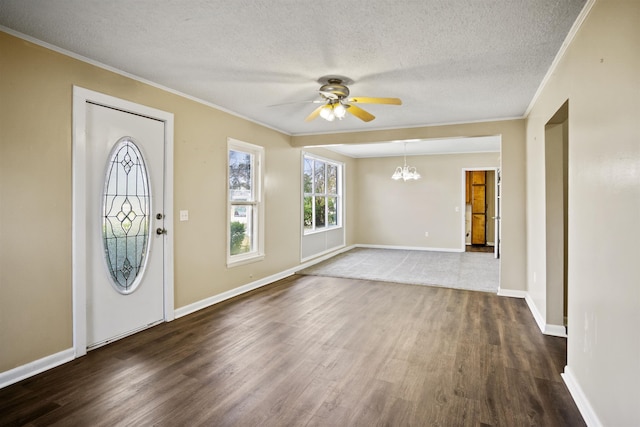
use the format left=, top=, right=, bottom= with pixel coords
left=0, top=31, right=358, bottom=372
left=293, top=119, right=527, bottom=292
left=525, top=0, right=640, bottom=425
left=544, top=122, right=566, bottom=327
left=353, top=153, right=499, bottom=250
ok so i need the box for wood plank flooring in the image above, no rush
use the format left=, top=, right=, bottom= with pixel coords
left=1, top=275, right=585, bottom=426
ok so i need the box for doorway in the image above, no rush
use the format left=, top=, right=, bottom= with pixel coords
left=463, top=168, right=500, bottom=258
left=545, top=101, right=569, bottom=332
left=72, top=87, right=175, bottom=357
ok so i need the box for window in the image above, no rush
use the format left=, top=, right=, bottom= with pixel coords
left=102, top=137, right=150, bottom=293
left=228, top=138, right=264, bottom=266
left=303, top=153, right=342, bottom=233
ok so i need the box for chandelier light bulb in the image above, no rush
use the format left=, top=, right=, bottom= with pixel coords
left=391, top=143, right=421, bottom=181
left=391, top=167, right=403, bottom=180
left=333, top=103, right=347, bottom=120
left=320, top=105, right=335, bottom=121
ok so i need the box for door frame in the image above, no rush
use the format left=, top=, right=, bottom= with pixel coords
left=72, top=86, right=175, bottom=357
left=460, top=167, right=500, bottom=257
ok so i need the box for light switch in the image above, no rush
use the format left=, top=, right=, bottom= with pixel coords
left=179, top=210, right=189, bottom=221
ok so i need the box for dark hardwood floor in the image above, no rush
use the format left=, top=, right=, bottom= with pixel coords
left=1, top=275, right=585, bottom=426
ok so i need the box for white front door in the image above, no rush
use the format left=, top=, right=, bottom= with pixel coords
left=494, top=168, right=501, bottom=259
left=85, top=102, right=165, bottom=348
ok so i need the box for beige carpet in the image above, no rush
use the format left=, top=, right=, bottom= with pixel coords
left=297, top=247, right=499, bottom=293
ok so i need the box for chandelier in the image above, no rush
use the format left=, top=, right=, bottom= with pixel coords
left=391, top=142, right=421, bottom=181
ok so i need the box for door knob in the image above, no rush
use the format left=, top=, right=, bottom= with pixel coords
left=156, top=228, right=167, bottom=235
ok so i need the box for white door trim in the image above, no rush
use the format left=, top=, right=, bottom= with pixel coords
left=460, top=167, right=500, bottom=255
left=72, top=86, right=174, bottom=357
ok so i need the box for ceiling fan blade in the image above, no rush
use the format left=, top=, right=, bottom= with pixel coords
left=346, top=104, right=375, bottom=122
left=348, top=97, right=402, bottom=105
left=268, top=99, right=324, bottom=107
left=305, top=105, right=325, bottom=122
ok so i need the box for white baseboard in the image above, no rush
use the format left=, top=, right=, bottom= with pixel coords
left=0, top=348, right=75, bottom=389
left=562, top=365, right=603, bottom=427
left=497, top=288, right=527, bottom=298
left=174, top=249, right=351, bottom=319
left=525, top=293, right=546, bottom=332
left=1, top=250, right=351, bottom=388
left=543, top=324, right=567, bottom=338
left=175, top=270, right=294, bottom=318
left=523, top=293, right=567, bottom=337
left=300, top=244, right=353, bottom=264
left=1, top=249, right=567, bottom=392
left=177, top=242, right=506, bottom=320
left=355, top=244, right=464, bottom=253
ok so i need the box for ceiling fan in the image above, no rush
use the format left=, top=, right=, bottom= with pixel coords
left=305, top=76, right=402, bottom=123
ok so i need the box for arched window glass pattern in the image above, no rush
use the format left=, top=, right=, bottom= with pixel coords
left=102, top=137, right=151, bottom=294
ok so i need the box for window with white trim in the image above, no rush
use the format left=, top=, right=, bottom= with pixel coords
left=227, top=138, right=264, bottom=266
left=303, top=153, right=343, bottom=233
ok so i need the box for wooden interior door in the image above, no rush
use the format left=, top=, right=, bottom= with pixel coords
left=471, top=171, right=486, bottom=245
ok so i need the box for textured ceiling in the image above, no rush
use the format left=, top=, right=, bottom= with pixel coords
left=0, top=0, right=586, bottom=136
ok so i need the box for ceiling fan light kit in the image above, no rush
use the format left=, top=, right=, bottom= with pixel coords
left=305, top=77, right=402, bottom=123
left=319, top=101, right=347, bottom=121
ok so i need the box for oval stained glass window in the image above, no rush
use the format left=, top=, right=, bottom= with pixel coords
left=102, top=137, right=151, bottom=294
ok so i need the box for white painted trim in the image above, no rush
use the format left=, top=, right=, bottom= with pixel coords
left=500, top=291, right=567, bottom=337
left=72, top=89, right=88, bottom=357
left=2, top=23, right=525, bottom=139
left=497, top=289, right=527, bottom=298
left=174, top=272, right=292, bottom=318
left=461, top=169, right=468, bottom=251
left=460, top=166, right=501, bottom=256
left=2, top=241, right=564, bottom=390
left=300, top=244, right=350, bottom=264
left=299, top=151, right=347, bottom=261
left=562, top=365, right=603, bottom=427
left=72, top=86, right=175, bottom=357
left=176, top=246, right=356, bottom=318
left=226, top=138, right=266, bottom=268
left=163, top=116, right=176, bottom=322
left=525, top=293, right=546, bottom=332
left=291, top=115, right=525, bottom=137
left=4, top=247, right=346, bottom=387
left=0, top=26, right=288, bottom=136
left=0, top=348, right=74, bottom=389
left=355, top=244, right=464, bottom=253
left=0, top=26, right=533, bottom=139
left=544, top=324, right=567, bottom=338
left=302, top=245, right=355, bottom=265
left=523, top=293, right=568, bottom=337
left=524, top=0, right=597, bottom=117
